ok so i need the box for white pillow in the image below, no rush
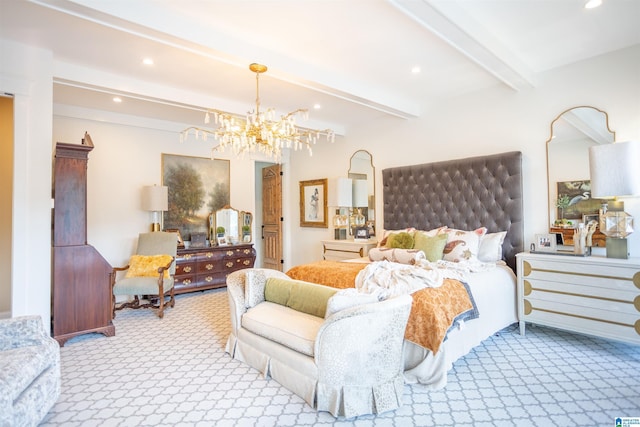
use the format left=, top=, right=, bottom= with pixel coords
left=368, top=247, right=426, bottom=264
left=325, top=288, right=379, bottom=318
left=442, top=227, right=487, bottom=263
left=244, top=269, right=267, bottom=308
left=478, top=231, right=507, bottom=263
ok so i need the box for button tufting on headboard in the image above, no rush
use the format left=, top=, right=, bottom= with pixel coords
left=382, top=151, right=523, bottom=272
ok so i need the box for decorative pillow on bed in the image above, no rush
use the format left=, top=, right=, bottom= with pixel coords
left=478, top=231, right=507, bottom=263
left=442, top=227, right=487, bottom=263
left=244, top=269, right=268, bottom=308
left=377, top=228, right=416, bottom=247
left=413, top=232, right=448, bottom=262
left=368, top=247, right=426, bottom=264
left=325, top=288, right=379, bottom=318
left=386, top=231, right=415, bottom=249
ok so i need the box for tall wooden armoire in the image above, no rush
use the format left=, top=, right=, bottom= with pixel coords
left=52, top=135, right=114, bottom=346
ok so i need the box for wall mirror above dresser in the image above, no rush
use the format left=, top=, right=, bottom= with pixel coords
left=348, top=150, right=375, bottom=233
left=546, top=106, right=616, bottom=247
left=212, top=205, right=240, bottom=244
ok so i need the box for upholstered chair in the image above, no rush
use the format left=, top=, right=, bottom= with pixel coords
left=112, top=232, right=177, bottom=318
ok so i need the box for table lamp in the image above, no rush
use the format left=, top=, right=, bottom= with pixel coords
left=328, top=178, right=352, bottom=240
left=141, top=185, right=168, bottom=232
left=589, top=141, right=640, bottom=259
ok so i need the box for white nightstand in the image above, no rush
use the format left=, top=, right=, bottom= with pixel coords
left=321, top=239, right=377, bottom=261
left=516, top=252, right=640, bottom=345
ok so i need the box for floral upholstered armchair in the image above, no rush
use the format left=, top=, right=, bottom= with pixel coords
left=0, top=315, right=61, bottom=426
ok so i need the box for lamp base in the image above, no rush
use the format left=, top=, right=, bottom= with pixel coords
left=151, top=222, right=161, bottom=232
left=606, top=237, right=628, bottom=259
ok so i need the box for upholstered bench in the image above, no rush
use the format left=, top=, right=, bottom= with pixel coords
left=225, top=268, right=412, bottom=418
left=0, top=315, right=61, bottom=427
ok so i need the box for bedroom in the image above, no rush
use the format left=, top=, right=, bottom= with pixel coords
left=0, top=0, right=639, bottom=423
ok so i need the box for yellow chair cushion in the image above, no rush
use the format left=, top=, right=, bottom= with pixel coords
left=125, top=254, right=173, bottom=279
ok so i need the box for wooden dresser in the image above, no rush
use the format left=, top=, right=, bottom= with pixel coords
left=52, top=139, right=114, bottom=346
left=174, top=244, right=256, bottom=293
left=516, top=252, right=640, bottom=345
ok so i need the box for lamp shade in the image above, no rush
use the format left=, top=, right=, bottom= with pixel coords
left=141, top=185, right=168, bottom=211
left=589, top=141, right=640, bottom=198
left=352, top=179, right=368, bottom=207
left=328, top=178, right=352, bottom=207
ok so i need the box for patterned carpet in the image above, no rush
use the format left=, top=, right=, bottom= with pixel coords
left=41, top=288, right=640, bottom=427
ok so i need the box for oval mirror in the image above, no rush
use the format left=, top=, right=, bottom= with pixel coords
left=546, top=106, right=615, bottom=231
left=348, top=150, right=375, bottom=234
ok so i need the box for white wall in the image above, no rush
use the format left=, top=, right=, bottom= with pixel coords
left=0, top=40, right=53, bottom=329
left=286, top=45, right=640, bottom=267
left=52, top=115, right=264, bottom=269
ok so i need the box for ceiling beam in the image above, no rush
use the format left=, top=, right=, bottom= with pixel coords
left=389, top=0, right=536, bottom=92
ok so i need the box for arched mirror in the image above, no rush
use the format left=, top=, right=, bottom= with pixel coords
left=547, top=106, right=615, bottom=242
left=210, top=205, right=240, bottom=245
left=348, top=150, right=375, bottom=234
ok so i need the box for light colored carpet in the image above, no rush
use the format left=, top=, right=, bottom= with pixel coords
left=41, top=288, right=640, bottom=426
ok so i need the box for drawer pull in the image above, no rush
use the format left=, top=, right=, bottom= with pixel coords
left=206, top=252, right=214, bottom=258
left=184, top=254, right=192, bottom=260
left=244, top=249, right=250, bottom=254
left=226, top=251, right=234, bottom=256
left=226, top=261, right=234, bottom=268
left=182, top=279, right=191, bottom=285
left=205, top=264, right=214, bottom=270
left=243, top=259, right=251, bottom=266
left=634, top=295, right=640, bottom=313
left=183, top=266, right=192, bottom=273
left=522, top=261, right=531, bottom=276
left=523, top=280, right=532, bottom=296
left=634, top=272, right=640, bottom=289
left=205, top=276, right=213, bottom=282
left=523, top=299, right=532, bottom=315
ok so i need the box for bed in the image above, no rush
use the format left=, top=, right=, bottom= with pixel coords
left=287, top=151, right=523, bottom=388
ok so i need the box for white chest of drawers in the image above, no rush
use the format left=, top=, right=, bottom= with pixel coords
left=321, top=239, right=377, bottom=261
left=516, top=252, right=640, bottom=345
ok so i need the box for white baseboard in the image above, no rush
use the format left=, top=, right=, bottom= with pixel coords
left=0, top=311, right=12, bottom=319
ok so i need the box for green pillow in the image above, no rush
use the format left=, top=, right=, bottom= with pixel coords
left=264, top=277, right=337, bottom=318
left=386, top=231, right=415, bottom=249
left=413, top=232, right=447, bottom=262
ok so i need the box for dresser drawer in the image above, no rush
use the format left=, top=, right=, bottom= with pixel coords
left=517, top=252, right=640, bottom=345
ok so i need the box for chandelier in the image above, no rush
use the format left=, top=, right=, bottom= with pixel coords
left=181, top=63, right=335, bottom=161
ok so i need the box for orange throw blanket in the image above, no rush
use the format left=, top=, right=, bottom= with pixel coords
left=286, top=260, right=473, bottom=354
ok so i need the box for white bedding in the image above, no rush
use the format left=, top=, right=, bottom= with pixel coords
left=402, top=263, right=517, bottom=388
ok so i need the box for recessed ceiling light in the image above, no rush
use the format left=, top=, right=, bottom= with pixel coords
left=142, top=58, right=154, bottom=66
left=411, top=66, right=421, bottom=74
left=113, top=97, right=122, bottom=103
left=313, top=104, right=321, bottom=110
left=584, top=0, right=602, bottom=9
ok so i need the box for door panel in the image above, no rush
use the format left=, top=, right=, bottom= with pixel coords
left=262, top=164, right=283, bottom=271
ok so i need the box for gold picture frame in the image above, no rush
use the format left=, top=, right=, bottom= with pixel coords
left=299, top=178, right=328, bottom=228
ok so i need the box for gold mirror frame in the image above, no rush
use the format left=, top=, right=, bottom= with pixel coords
left=546, top=106, right=615, bottom=229
left=210, top=205, right=240, bottom=245
left=348, top=150, right=375, bottom=234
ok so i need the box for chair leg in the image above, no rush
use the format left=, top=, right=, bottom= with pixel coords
left=157, top=291, right=165, bottom=318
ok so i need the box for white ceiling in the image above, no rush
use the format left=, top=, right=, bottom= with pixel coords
left=2, top=0, right=639, bottom=135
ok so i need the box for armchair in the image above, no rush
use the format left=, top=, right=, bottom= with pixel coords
left=112, top=232, right=177, bottom=318
left=0, top=316, right=61, bottom=427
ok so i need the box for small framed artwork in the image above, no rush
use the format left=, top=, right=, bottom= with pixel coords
left=165, top=228, right=184, bottom=248
left=217, top=235, right=227, bottom=246
left=190, top=232, right=207, bottom=248
left=534, top=233, right=557, bottom=252
left=299, top=178, right=328, bottom=228
left=583, top=213, right=599, bottom=226
left=354, top=226, right=370, bottom=240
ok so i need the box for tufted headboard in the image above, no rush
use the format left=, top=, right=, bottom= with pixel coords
left=382, top=151, right=523, bottom=272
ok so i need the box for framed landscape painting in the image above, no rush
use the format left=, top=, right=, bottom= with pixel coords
left=162, top=154, right=230, bottom=240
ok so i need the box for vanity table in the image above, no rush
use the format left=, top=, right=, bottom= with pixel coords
left=321, top=239, right=377, bottom=261
left=516, top=252, right=640, bottom=345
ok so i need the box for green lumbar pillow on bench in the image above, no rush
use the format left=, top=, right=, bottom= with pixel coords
left=264, top=277, right=338, bottom=318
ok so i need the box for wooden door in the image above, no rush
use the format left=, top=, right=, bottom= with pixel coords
left=262, top=164, right=283, bottom=271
